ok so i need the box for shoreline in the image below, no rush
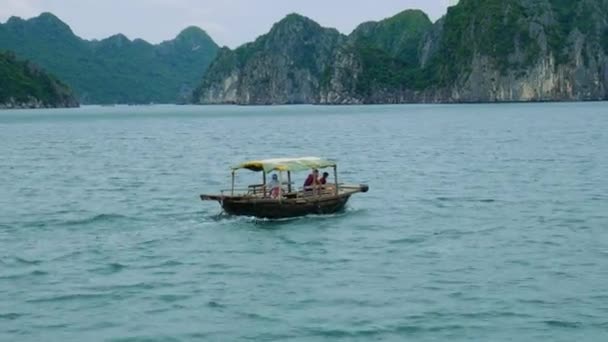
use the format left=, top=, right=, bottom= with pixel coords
left=3, top=99, right=608, bottom=111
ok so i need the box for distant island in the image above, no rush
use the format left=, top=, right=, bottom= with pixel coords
left=0, top=12, right=219, bottom=105
left=194, top=0, right=608, bottom=105
left=0, top=51, right=78, bottom=109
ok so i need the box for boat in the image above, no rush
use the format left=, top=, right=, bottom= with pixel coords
left=200, top=157, right=369, bottom=219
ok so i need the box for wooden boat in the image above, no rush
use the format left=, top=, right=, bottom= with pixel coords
left=200, top=157, right=369, bottom=219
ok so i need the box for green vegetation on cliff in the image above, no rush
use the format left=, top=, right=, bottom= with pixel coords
left=194, top=14, right=343, bottom=104
left=238, top=14, right=340, bottom=73
left=0, top=13, right=219, bottom=104
left=424, top=0, right=538, bottom=86
left=0, top=51, right=77, bottom=107
left=195, top=0, right=608, bottom=104
left=350, top=10, right=432, bottom=66
left=346, top=10, right=433, bottom=96
left=345, top=0, right=608, bottom=98
left=547, top=0, right=604, bottom=64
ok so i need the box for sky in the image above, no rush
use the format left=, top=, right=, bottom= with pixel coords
left=0, top=0, right=457, bottom=48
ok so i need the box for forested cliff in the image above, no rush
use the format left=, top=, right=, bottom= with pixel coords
left=0, top=51, right=78, bottom=109
left=194, top=0, right=608, bottom=104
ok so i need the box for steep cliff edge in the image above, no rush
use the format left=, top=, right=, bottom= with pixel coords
left=193, top=14, right=344, bottom=105
left=421, top=0, right=608, bottom=102
left=0, top=51, right=78, bottom=109
left=321, top=10, right=433, bottom=104
left=195, top=0, right=608, bottom=104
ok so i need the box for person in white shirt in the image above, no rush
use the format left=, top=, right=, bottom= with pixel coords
left=267, top=174, right=281, bottom=198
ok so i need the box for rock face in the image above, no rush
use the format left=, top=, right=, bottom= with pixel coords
left=0, top=51, right=78, bottom=109
left=194, top=14, right=344, bottom=105
left=194, top=0, right=608, bottom=104
left=417, top=0, right=608, bottom=102
left=0, top=12, right=219, bottom=104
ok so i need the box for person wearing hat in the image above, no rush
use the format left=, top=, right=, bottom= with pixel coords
left=267, top=174, right=281, bottom=198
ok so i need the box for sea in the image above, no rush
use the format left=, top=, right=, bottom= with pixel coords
left=1, top=103, right=607, bottom=341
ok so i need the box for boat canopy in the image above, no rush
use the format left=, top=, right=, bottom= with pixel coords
left=232, top=157, right=336, bottom=173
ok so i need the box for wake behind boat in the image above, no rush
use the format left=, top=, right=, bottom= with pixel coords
left=200, top=157, right=369, bottom=219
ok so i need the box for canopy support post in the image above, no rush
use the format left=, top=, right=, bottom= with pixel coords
left=231, top=171, right=235, bottom=196
left=263, top=171, right=267, bottom=197
left=287, top=171, right=292, bottom=193
left=333, top=165, right=339, bottom=195
left=279, top=171, right=284, bottom=202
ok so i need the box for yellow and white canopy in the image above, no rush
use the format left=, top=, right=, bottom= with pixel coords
left=232, top=157, right=336, bottom=173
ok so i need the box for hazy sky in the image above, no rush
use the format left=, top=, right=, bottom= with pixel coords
left=0, top=0, right=456, bottom=48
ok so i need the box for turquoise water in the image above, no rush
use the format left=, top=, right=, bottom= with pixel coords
left=1, top=103, right=607, bottom=341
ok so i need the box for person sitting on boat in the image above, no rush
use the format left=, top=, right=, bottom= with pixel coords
left=318, top=172, right=334, bottom=193
left=303, top=169, right=320, bottom=192
left=319, top=172, right=329, bottom=185
left=303, top=169, right=319, bottom=187
left=267, top=174, right=281, bottom=198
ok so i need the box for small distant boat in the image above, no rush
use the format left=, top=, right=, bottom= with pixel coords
left=200, top=157, right=369, bottom=219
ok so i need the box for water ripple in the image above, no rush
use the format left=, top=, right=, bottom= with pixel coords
left=1, top=104, right=607, bottom=341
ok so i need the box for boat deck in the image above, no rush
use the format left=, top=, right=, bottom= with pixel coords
left=201, top=184, right=366, bottom=203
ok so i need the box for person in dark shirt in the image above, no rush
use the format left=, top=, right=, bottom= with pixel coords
left=303, top=169, right=319, bottom=189
left=319, top=172, right=329, bottom=185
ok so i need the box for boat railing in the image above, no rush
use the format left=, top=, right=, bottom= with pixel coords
left=248, top=182, right=294, bottom=195
left=299, top=184, right=336, bottom=197
left=220, top=187, right=254, bottom=196
left=219, top=183, right=357, bottom=199
left=220, top=182, right=293, bottom=197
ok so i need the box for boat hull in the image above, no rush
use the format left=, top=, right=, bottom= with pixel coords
left=201, top=184, right=368, bottom=219
left=210, top=194, right=351, bottom=219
